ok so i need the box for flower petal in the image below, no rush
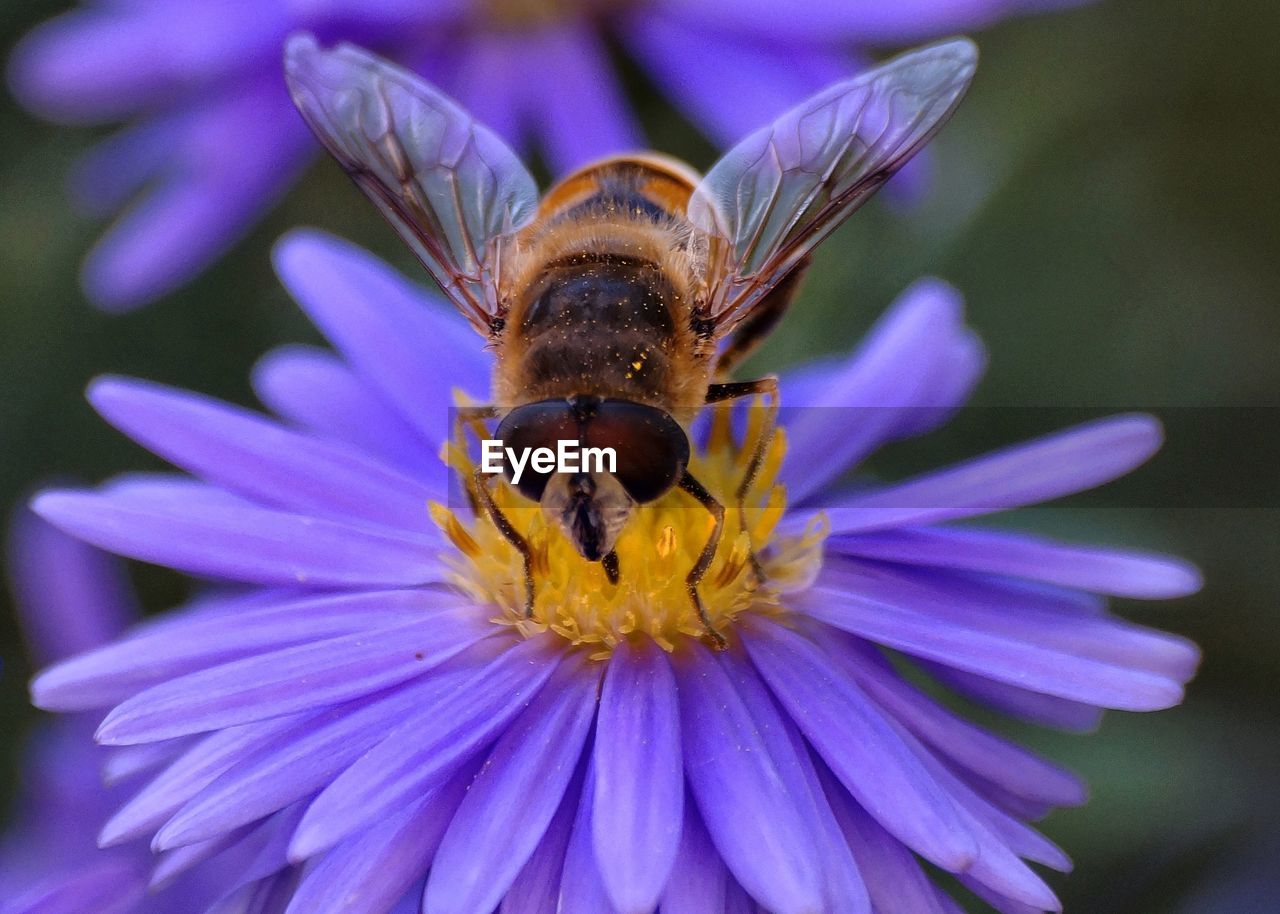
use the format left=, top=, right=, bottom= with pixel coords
left=95, top=610, right=490, bottom=744
left=516, top=23, right=641, bottom=173
left=591, top=638, right=682, bottom=914
left=33, top=590, right=451, bottom=712
left=501, top=762, right=585, bottom=914
left=32, top=481, right=446, bottom=588
left=658, top=797, right=729, bottom=914
left=99, top=715, right=309, bottom=847
left=800, top=581, right=1186, bottom=711
left=839, top=640, right=1085, bottom=808
left=742, top=619, right=978, bottom=872
left=7, top=506, right=135, bottom=666
left=723, top=652, right=871, bottom=913
left=251, top=345, right=435, bottom=479
left=829, top=524, right=1203, bottom=599
left=154, top=661, right=483, bottom=850
left=272, top=229, right=490, bottom=446
left=781, top=278, right=972, bottom=504
left=624, top=11, right=849, bottom=145
left=821, top=415, right=1165, bottom=534
left=284, top=777, right=467, bottom=914
left=557, top=757, right=618, bottom=914
left=292, top=637, right=561, bottom=860
left=89, top=376, right=444, bottom=530
left=426, top=655, right=601, bottom=914
left=675, top=644, right=825, bottom=914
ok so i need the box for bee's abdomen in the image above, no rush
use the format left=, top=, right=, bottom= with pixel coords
left=513, top=255, right=680, bottom=403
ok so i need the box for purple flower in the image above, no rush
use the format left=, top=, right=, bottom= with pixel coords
left=25, top=230, right=1199, bottom=913
left=0, top=509, right=281, bottom=913
left=10, top=0, right=1090, bottom=311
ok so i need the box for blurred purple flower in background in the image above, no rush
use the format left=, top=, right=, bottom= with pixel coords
left=9, top=0, right=1091, bottom=311
left=21, top=230, right=1199, bottom=913
left=0, top=509, right=312, bottom=913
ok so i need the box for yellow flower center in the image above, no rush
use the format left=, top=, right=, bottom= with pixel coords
left=431, top=398, right=827, bottom=657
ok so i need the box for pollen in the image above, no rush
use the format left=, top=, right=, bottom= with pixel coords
left=432, top=398, right=828, bottom=656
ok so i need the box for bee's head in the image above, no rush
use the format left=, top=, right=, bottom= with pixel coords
left=495, top=396, right=690, bottom=563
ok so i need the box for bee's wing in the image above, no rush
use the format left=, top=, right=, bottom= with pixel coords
left=285, top=34, right=538, bottom=335
left=687, top=38, right=977, bottom=336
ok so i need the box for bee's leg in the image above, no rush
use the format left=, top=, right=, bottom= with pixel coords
left=704, top=376, right=779, bottom=583
left=602, top=550, right=620, bottom=585
left=712, top=258, right=810, bottom=378
left=453, top=405, right=500, bottom=516
left=678, top=470, right=728, bottom=650
left=472, top=466, right=536, bottom=619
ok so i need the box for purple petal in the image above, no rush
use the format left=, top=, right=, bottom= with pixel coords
left=742, top=619, right=978, bottom=871
left=647, top=0, right=1046, bottom=44
left=272, top=229, right=490, bottom=446
left=811, top=560, right=1199, bottom=698
left=291, top=637, right=561, bottom=860
left=829, top=524, right=1203, bottom=599
left=591, top=638, right=682, bottom=914
left=821, top=415, right=1165, bottom=533
left=426, top=655, right=601, bottom=914
left=34, top=590, right=450, bottom=712
left=925, top=662, right=1104, bottom=733
left=7, top=4, right=289, bottom=123
left=556, top=756, right=618, bottom=914
left=517, top=23, right=642, bottom=174
left=839, top=641, right=1085, bottom=808
left=675, top=644, right=825, bottom=914
left=658, top=797, right=728, bottom=914
left=501, top=761, right=586, bottom=914
left=70, top=116, right=187, bottom=217
left=819, top=765, right=952, bottom=914
left=845, top=561, right=1200, bottom=680
left=251, top=345, right=436, bottom=480
left=7, top=506, right=136, bottom=666
left=99, top=715, right=309, bottom=847
left=155, top=662, right=484, bottom=850
left=781, top=278, right=972, bottom=503
left=94, top=609, right=490, bottom=744
left=32, top=481, right=447, bottom=589
left=284, top=778, right=468, bottom=914
left=89, top=375, right=444, bottom=529
left=82, top=83, right=310, bottom=311
left=722, top=652, right=871, bottom=913
left=624, top=11, right=850, bottom=145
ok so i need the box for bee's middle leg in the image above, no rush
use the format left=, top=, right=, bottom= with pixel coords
left=704, top=376, right=779, bottom=583
left=678, top=470, right=728, bottom=650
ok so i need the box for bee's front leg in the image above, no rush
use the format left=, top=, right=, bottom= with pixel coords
left=678, top=470, right=728, bottom=650
left=472, top=466, right=536, bottom=619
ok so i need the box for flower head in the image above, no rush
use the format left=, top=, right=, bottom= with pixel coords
left=26, top=230, right=1200, bottom=913
left=10, top=0, right=1092, bottom=310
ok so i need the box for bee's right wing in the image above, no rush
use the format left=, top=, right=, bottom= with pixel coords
left=687, top=38, right=978, bottom=338
left=285, top=34, right=538, bottom=335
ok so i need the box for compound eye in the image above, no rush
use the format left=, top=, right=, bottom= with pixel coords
left=494, top=400, right=577, bottom=501
left=584, top=400, right=690, bottom=504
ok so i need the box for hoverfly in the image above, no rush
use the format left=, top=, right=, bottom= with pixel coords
left=284, top=34, right=977, bottom=644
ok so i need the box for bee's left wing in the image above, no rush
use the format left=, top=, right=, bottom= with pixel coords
left=687, top=38, right=978, bottom=337
left=285, top=34, right=538, bottom=335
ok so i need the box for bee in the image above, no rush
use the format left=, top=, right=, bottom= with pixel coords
left=285, top=34, right=977, bottom=643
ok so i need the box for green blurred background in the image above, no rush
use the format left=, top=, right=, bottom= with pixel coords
left=1, top=0, right=1277, bottom=911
